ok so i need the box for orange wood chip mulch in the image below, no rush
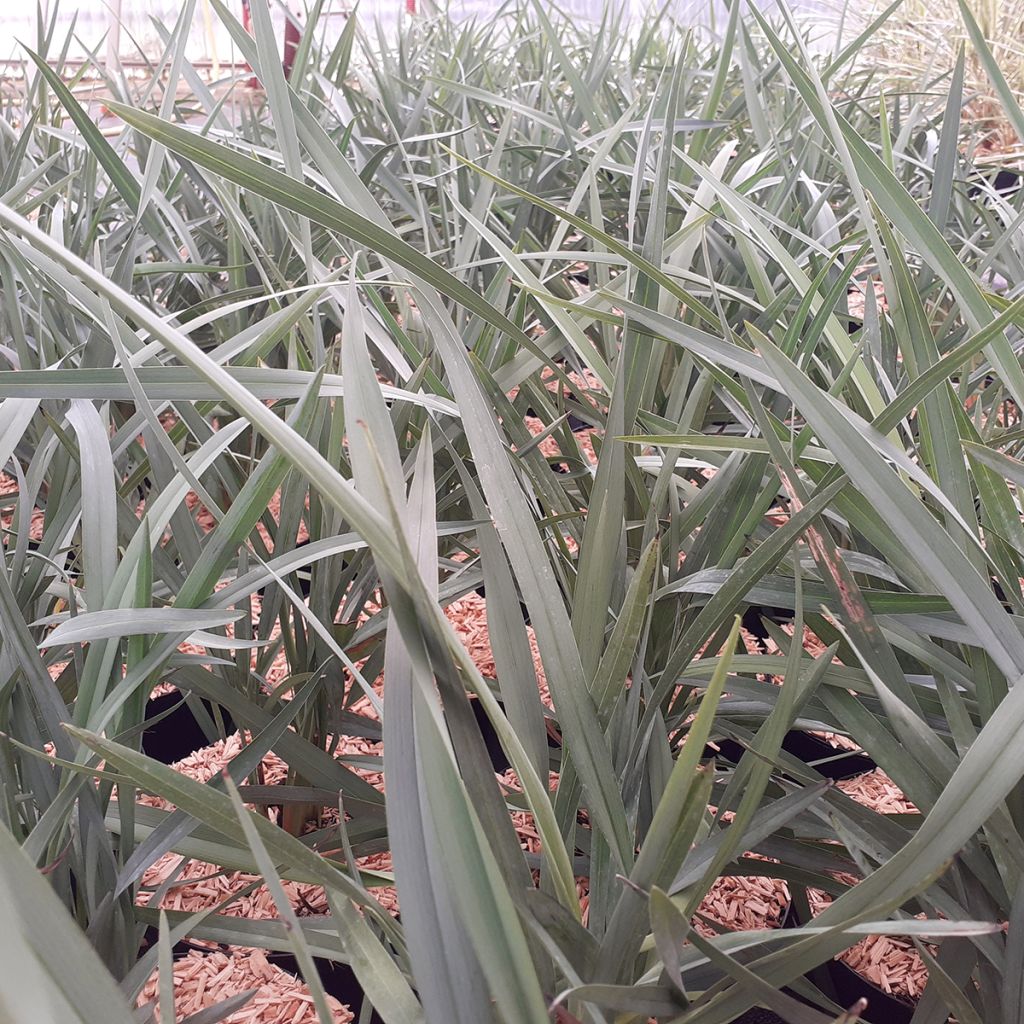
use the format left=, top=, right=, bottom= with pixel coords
left=694, top=868, right=789, bottom=936
left=838, top=767, right=919, bottom=815
left=137, top=730, right=397, bottom=925
left=807, top=889, right=931, bottom=1000
left=444, top=589, right=552, bottom=707
left=691, top=765, right=926, bottom=999
left=138, top=948, right=353, bottom=1023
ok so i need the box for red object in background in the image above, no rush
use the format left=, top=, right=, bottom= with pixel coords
left=406, top=0, right=416, bottom=12
left=240, top=1, right=302, bottom=86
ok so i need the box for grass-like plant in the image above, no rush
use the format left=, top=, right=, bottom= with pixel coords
left=864, top=0, right=1024, bottom=151
left=4, top=1, right=1024, bottom=1022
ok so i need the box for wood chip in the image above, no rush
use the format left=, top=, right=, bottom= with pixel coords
left=137, top=949, right=352, bottom=1023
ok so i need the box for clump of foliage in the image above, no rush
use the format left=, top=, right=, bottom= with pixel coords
left=865, top=0, right=1024, bottom=142
left=4, top=1, right=1024, bottom=1023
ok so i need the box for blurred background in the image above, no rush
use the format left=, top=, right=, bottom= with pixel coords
left=0, top=0, right=852, bottom=68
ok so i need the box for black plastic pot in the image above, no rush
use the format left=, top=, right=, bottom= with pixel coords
left=470, top=696, right=512, bottom=774
left=472, top=582, right=531, bottom=626
left=740, top=604, right=796, bottom=650
left=780, top=731, right=875, bottom=781
left=142, top=692, right=235, bottom=765
left=140, top=928, right=214, bottom=960
left=782, top=902, right=914, bottom=1024
left=729, top=1010, right=788, bottom=1024
left=724, top=900, right=915, bottom=1024
left=268, top=951, right=382, bottom=1024
left=523, top=406, right=593, bottom=433
left=706, top=731, right=875, bottom=782
left=468, top=697, right=561, bottom=776
left=719, top=605, right=877, bottom=781
left=256, top=536, right=315, bottom=599
left=967, top=166, right=1023, bottom=200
